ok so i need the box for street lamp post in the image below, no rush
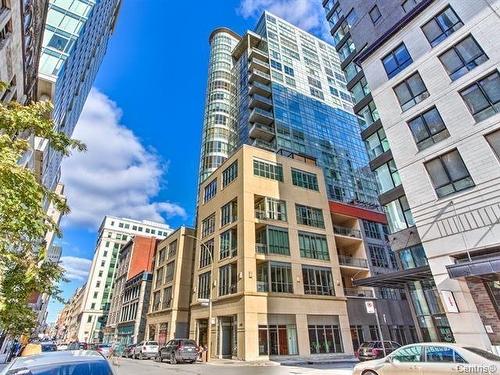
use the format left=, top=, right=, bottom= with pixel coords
left=183, top=233, right=214, bottom=362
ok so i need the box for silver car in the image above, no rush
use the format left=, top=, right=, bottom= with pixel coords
left=133, top=341, right=158, bottom=359
left=353, top=343, right=500, bottom=375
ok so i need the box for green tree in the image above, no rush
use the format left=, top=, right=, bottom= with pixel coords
left=0, top=82, right=85, bottom=336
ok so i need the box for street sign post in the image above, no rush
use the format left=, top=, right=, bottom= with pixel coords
left=365, top=300, right=386, bottom=357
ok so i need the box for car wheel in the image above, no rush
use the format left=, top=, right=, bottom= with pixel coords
left=170, top=353, right=177, bottom=365
left=362, top=371, right=379, bottom=375
left=139, top=352, right=144, bottom=360
left=157, top=353, right=163, bottom=362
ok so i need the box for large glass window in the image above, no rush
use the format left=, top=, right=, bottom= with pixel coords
left=369, top=5, right=382, bottom=24
left=295, top=205, right=325, bottom=228
left=302, top=266, right=334, bottom=295
left=299, top=232, right=330, bottom=260
left=363, top=221, right=381, bottom=239
left=204, top=179, right=217, bottom=203
left=253, top=159, right=283, bottom=181
left=222, top=161, right=238, bottom=187
left=198, top=272, right=210, bottom=300
left=258, top=325, right=298, bottom=356
left=425, top=149, right=474, bottom=197
left=162, top=287, right=172, bottom=309
left=384, top=195, right=415, bottom=233
left=221, top=199, right=237, bottom=226
left=199, top=239, right=213, bottom=268
left=220, top=227, right=237, bottom=259
left=257, top=262, right=293, bottom=293
left=486, top=129, right=500, bottom=160
left=369, top=245, right=389, bottom=268
left=219, top=263, right=237, bottom=296
left=165, top=261, right=175, bottom=283
left=291, top=169, right=319, bottom=191
left=422, top=6, right=463, bottom=47
left=439, top=35, right=488, bottom=81
left=256, top=227, right=290, bottom=255
left=460, top=70, right=500, bottom=122
left=201, top=214, right=215, bottom=238
left=365, top=128, right=389, bottom=161
left=352, top=77, right=370, bottom=104
left=394, top=72, right=429, bottom=111
left=308, top=325, right=343, bottom=354
left=408, top=106, right=449, bottom=150
left=255, top=197, right=287, bottom=221
left=374, top=160, right=401, bottom=193
left=399, top=244, right=428, bottom=270
left=338, top=38, right=356, bottom=61
left=358, top=101, right=380, bottom=128
left=383, top=44, right=413, bottom=79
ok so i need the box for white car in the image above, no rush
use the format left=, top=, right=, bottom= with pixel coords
left=56, top=344, right=68, bottom=351
left=353, top=343, right=500, bottom=375
left=133, top=341, right=159, bottom=360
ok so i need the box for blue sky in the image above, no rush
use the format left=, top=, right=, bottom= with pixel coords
left=48, top=0, right=331, bottom=322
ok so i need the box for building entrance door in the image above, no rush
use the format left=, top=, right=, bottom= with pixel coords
left=219, top=317, right=233, bottom=358
left=197, top=320, right=208, bottom=347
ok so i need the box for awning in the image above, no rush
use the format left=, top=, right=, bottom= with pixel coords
left=447, top=255, right=500, bottom=281
left=353, top=265, right=432, bottom=288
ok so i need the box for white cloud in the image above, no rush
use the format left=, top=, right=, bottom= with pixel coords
left=60, top=256, right=92, bottom=282
left=61, top=88, right=187, bottom=229
left=238, top=0, right=331, bottom=40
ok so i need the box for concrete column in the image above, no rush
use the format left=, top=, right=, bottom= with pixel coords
left=339, top=313, right=354, bottom=355
left=295, top=314, right=310, bottom=357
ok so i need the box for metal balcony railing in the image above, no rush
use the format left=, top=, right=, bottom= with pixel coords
left=252, top=138, right=275, bottom=151
left=251, top=93, right=273, bottom=107
left=257, top=281, right=269, bottom=292
left=255, top=243, right=267, bottom=254
left=333, top=225, right=362, bottom=238
left=250, top=81, right=271, bottom=94
left=255, top=209, right=286, bottom=222
left=344, top=287, right=374, bottom=298
left=338, top=255, right=368, bottom=268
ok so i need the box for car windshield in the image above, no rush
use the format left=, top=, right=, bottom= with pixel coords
left=11, top=361, right=113, bottom=375
left=41, top=344, right=57, bottom=352
left=145, top=341, right=158, bottom=346
left=360, top=342, right=376, bottom=348
left=98, top=344, right=111, bottom=348
left=464, top=347, right=500, bottom=361
left=181, top=340, right=197, bottom=347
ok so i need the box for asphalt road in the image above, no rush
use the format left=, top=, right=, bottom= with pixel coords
left=113, top=358, right=355, bottom=375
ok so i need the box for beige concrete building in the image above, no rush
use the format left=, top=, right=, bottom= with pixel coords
left=355, top=0, right=500, bottom=350
left=189, top=145, right=355, bottom=360
left=146, top=227, right=195, bottom=345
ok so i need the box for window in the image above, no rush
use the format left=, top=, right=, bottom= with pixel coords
left=257, top=262, right=293, bottom=293
left=310, top=87, right=325, bottom=100
left=155, top=267, right=164, bottom=288
left=87, top=316, right=93, bottom=323
left=198, top=272, right=211, bottom=300
left=392, top=345, right=422, bottom=362
left=422, top=6, right=463, bottom=47
left=152, top=291, right=160, bottom=311
left=309, top=325, right=344, bottom=353
left=399, top=244, right=428, bottom=270
left=365, top=128, right=389, bottom=160
left=91, top=303, right=95, bottom=309
left=394, top=72, right=429, bottom=111
left=345, top=61, right=360, bottom=82
left=299, top=232, right=330, bottom=260
left=162, top=287, right=172, bottom=309
left=425, top=149, right=474, bottom=197
left=253, top=159, right=283, bottom=181
left=352, top=77, right=370, bottom=104
left=221, top=199, right=237, bottom=226
left=204, top=179, right=217, bottom=203
left=374, top=160, right=401, bottom=193
left=284, top=65, right=294, bottom=76
left=384, top=195, right=415, bottom=233
left=255, top=197, right=287, bottom=221
left=363, top=221, right=381, bottom=239
left=338, top=38, right=355, bottom=60
left=369, top=5, right=382, bottom=24
left=486, top=129, right=500, bottom=160
left=96, top=281, right=101, bottom=288
left=408, top=106, right=449, bottom=150
left=222, top=161, right=238, bottom=187
left=165, top=261, right=175, bottom=283
left=383, top=44, right=413, bottom=79
left=219, top=263, right=237, bottom=296
left=369, top=325, right=379, bottom=340
left=345, top=9, right=358, bottom=27
left=295, top=205, right=325, bottom=228
left=351, top=325, right=365, bottom=351
left=358, top=100, right=380, bottom=128
left=201, top=214, right=215, bottom=238
left=402, top=0, right=417, bottom=12
left=259, top=324, right=298, bottom=355
left=369, top=245, right=389, bottom=268
left=302, top=266, right=334, bottom=295
left=199, top=239, right=213, bottom=268
left=291, top=169, right=319, bottom=190
left=270, top=59, right=282, bottom=71
left=440, top=35, right=488, bottom=81
left=460, top=71, right=500, bottom=122
left=256, top=227, right=290, bottom=255
left=220, top=227, right=237, bottom=259
left=167, top=240, right=177, bottom=258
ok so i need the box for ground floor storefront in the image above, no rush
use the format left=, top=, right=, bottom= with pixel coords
left=189, top=295, right=353, bottom=361
left=145, top=309, right=190, bottom=345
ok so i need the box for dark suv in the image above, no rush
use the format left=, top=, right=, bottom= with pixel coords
left=357, top=341, right=401, bottom=361
left=155, top=339, right=198, bottom=364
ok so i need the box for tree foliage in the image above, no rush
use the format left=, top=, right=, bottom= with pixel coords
left=0, top=86, right=85, bottom=336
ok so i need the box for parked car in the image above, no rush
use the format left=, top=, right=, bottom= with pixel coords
left=21, top=341, right=57, bottom=356
left=96, top=343, right=112, bottom=357
left=57, top=343, right=68, bottom=351
left=1, top=350, right=116, bottom=375
left=123, top=344, right=136, bottom=358
left=353, top=343, right=500, bottom=375
left=133, top=341, right=159, bottom=359
left=357, top=341, right=401, bottom=361
left=155, top=339, right=198, bottom=364
left=67, top=342, right=88, bottom=350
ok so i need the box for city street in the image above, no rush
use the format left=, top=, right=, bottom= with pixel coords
left=113, top=358, right=355, bottom=375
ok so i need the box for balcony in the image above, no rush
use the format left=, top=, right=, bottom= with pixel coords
left=252, top=138, right=275, bottom=151
left=249, top=69, right=271, bottom=84
left=249, top=81, right=272, bottom=97
left=255, top=209, right=286, bottom=222
left=249, top=93, right=273, bottom=110
left=256, top=243, right=267, bottom=254
left=249, top=123, right=275, bottom=142
left=250, top=47, right=269, bottom=61
left=249, top=57, right=270, bottom=73
left=257, top=281, right=269, bottom=292
left=344, top=287, right=374, bottom=298
left=249, top=107, right=274, bottom=125
left=333, top=225, right=362, bottom=239
left=338, top=255, right=368, bottom=269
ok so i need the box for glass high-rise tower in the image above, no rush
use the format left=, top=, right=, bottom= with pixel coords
left=198, top=12, right=379, bottom=207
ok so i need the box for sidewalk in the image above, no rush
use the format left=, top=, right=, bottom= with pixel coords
left=204, top=355, right=358, bottom=367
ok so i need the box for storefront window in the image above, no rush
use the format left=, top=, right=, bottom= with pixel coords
left=308, top=325, right=343, bottom=354
left=258, top=325, right=298, bottom=355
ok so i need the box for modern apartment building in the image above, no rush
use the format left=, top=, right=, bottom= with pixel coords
left=191, top=144, right=357, bottom=360
left=76, top=216, right=170, bottom=343
left=329, top=0, right=499, bottom=351
left=36, top=0, right=121, bottom=192
left=103, top=235, right=157, bottom=344
left=146, top=227, right=196, bottom=345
